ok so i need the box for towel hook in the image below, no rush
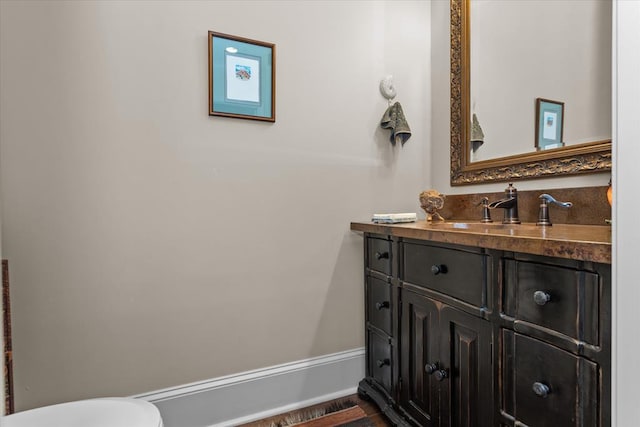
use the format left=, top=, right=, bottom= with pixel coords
left=379, top=75, right=397, bottom=105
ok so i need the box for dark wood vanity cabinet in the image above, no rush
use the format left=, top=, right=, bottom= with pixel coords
left=400, top=290, right=493, bottom=427
left=356, top=232, right=611, bottom=427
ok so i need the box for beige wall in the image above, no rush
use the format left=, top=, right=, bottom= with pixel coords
left=429, top=0, right=611, bottom=195
left=0, top=0, right=431, bottom=410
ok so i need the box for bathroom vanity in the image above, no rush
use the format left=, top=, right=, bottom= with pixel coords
left=351, top=220, right=611, bottom=427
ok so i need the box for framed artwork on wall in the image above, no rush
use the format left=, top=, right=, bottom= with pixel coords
left=535, top=98, right=564, bottom=150
left=208, top=31, right=275, bottom=122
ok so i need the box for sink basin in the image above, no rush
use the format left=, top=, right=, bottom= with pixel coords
left=423, top=221, right=546, bottom=233
left=426, top=221, right=513, bottom=230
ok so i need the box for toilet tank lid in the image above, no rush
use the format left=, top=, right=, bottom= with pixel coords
left=4, top=397, right=163, bottom=427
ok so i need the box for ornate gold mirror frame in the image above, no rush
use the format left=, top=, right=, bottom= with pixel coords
left=450, top=0, right=612, bottom=186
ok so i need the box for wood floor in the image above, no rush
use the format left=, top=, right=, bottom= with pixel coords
left=239, top=393, right=393, bottom=427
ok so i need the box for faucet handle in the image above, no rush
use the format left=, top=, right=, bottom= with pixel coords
left=537, top=194, right=572, bottom=226
left=478, top=197, right=493, bottom=223
left=539, top=193, right=573, bottom=208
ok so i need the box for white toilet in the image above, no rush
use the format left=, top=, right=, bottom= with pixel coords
left=4, top=397, right=164, bottom=427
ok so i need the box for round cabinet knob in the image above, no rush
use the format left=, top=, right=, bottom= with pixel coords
left=375, top=251, right=389, bottom=260
left=377, top=358, right=390, bottom=368
left=425, top=363, right=438, bottom=374
left=532, top=382, right=550, bottom=398
left=434, top=369, right=449, bottom=381
left=375, top=301, right=390, bottom=310
left=533, top=290, right=551, bottom=306
left=430, top=264, right=448, bottom=275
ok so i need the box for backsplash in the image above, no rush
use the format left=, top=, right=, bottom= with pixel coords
left=438, top=185, right=610, bottom=225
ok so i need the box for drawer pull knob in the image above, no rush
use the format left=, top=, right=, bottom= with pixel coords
left=434, top=369, right=449, bottom=381
left=375, top=251, right=389, bottom=260
left=532, top=382, right=550, bottom=398
left=377, top=358, right=390, bottom=368
left=430, top=264, right=448, bottom=275
left=375, top=301, right=390, bottom=310
left=533, top=290, right=551, bottom=306
left=425, top=363, right=439, bottom=374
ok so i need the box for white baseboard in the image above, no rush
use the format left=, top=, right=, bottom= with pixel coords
left=132, top=348, right=366, bottom=427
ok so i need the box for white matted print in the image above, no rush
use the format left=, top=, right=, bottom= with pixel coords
left=542, top=111, right=558, bottom=140
left=226, top=54, right=260, bottom=103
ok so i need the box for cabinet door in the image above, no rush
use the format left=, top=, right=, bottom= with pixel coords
left=401, top=290, right=440, bottom=426
left=439, top=306, right=493, bottom=427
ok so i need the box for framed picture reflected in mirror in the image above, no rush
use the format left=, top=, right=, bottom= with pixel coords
left=535, top=98, right=564, bottom=150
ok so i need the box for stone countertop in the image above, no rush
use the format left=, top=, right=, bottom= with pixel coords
left=350, top=220, right=611, bottom=264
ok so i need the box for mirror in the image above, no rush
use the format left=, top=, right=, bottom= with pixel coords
left=450, top=0, right=612, bottom=185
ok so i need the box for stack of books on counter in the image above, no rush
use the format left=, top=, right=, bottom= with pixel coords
left=371, top=213, right=417, bottom=224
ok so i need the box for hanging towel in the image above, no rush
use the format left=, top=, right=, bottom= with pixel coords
left=380, top=102, right=411, bottom=145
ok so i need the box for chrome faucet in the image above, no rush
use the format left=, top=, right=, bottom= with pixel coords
left=489, top=183, right=521, bottom=224
left=536, top=194, right=573, bottom=226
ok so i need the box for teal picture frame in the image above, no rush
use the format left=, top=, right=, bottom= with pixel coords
left=535, top=98, right=564, bottom=150
left=208, top=31, right=275, bottom=122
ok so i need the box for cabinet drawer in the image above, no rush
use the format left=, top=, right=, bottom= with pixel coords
left=368, top=329, right=392, bottom=395
left=367, top=276, right=392, bottom=336
left=367, top=237, right=391, bottom=275
left=503, top=259, right=600, bottom=345
left=403, top=242, right=486, bottom=307
left=502, top=330, right=599, bottom=426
